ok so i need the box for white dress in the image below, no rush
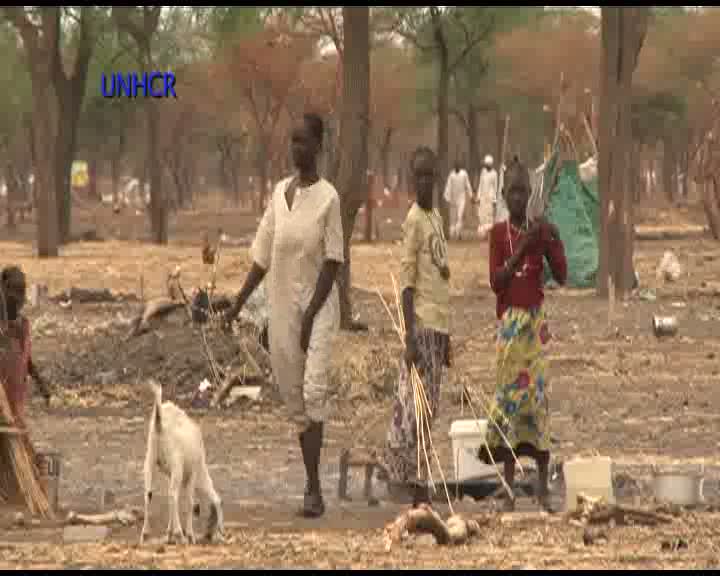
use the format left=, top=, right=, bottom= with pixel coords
left=251, top=176, right=345, bottom=429
left=443, top=169, right=472, bottom=239
left=476, top=168, right=498, bottom=237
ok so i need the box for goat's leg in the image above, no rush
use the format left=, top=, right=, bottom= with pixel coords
left=166, top=471, right=186, bottom=545
left=139, top=453, right=154, bottom=545
left=198, top=465, right=224, bottom=543
left=183, top=474, right=197, bottom=545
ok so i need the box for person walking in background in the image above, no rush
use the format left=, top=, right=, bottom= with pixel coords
left=476, top=154, right=499, bottom=240
left=443, top=160, right=473, bottom=241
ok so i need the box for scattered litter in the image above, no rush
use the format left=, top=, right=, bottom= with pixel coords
left=568, top=493, right=673, bottom=527
left=661, top=538, right=689, bottom=553
left=583, top=527, right=608, bottom=547
left=637, top=289, right=657, bottom=302
left=65, top=508, right=141, bottom=527
left=656, top=251, right=682, bottom=283
left=653, top=316, right=679, bottom=338
left=227, top=386, right=262, bottom=405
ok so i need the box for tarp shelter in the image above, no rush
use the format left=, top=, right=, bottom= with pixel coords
left=539, top=152, right=600, bottom=288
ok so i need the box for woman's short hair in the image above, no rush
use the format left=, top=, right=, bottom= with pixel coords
left=504, top=155, right=531, bottom=193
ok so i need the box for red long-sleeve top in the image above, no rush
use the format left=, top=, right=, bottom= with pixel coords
left=489, top=221, right=568, bottom=320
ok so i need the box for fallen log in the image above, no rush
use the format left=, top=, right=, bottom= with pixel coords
left=125, top=298, right=185, bottom=339
left=383, top=504, right=481, bottom=551
left=569, top=493, right=673, bottom=527
left=65, top=508, right=142, bottom=527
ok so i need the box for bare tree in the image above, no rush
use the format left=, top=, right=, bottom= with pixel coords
left=597, top=7, right=650, bottom=299
left=113, top=7, right=166, bottom=244
left=336, top=6, right=370, bottom=330
left=3, top=7, right=61, bottom=257
left=393, top=7, right=496, bottom=235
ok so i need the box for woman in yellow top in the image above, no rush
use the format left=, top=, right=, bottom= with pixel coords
left=225, top=113, right=344, bottom=519
left=383, top=146, right=451, bottom=507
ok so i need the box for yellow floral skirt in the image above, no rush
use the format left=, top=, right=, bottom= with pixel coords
left=486, top=307, right=551, bottom=453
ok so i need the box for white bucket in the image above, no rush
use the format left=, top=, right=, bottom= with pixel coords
left=564, top=456, right=615, bottom=511
left=448, top=419, right=497, bottom=482
left=652, top=464, right=705, bottom=507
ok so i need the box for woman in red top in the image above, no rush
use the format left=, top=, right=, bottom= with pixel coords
left=478, top=157, right=567, bottom=512
left=1, top=266, right=50, bottom=428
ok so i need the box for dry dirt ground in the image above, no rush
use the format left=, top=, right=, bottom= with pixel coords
left=1, top=200, right=720, bottom=568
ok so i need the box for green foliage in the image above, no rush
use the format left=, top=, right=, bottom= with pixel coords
left=202, top=7, right=266, bottom=52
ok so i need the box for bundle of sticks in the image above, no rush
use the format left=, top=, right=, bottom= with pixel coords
left=0, top=377, right=53, bottom=519
left=376, top=274, right=526, bottom=505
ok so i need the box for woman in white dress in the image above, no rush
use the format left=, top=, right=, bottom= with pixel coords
left=225, top=113, right=344, bottom=519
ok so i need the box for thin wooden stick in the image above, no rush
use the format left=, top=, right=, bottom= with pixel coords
left=458, top=390, right=518, bottom=501
left=384, top=275, right=452, bottom=509
left=464, top=386, right=525, bottom=477
left=464, top=386, right=525, bottom=478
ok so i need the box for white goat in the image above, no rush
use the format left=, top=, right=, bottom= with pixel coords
left=140, top=379, right=225, bottom=546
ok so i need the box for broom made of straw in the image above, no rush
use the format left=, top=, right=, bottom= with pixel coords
left=0, top=377, right=53, bottom=519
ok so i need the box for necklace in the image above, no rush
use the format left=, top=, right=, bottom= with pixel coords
left=506, top=221, right=530, bottom=278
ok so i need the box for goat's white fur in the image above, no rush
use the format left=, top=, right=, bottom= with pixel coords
left=140, top=379, right=224, bottom=545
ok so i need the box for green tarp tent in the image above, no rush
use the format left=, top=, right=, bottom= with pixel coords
left=541, top=153, right=600, bottom=289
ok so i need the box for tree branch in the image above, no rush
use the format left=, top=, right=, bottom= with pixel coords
left=449, top=107, right=468, bottom=130
left=3, top=6, right=41, bottom=59
left=449, top=13, right=496, bottom=74
left=393, top=11, right=436, bottom=53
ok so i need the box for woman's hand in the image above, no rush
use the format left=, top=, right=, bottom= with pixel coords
left=222, top=301, right=241, bottom=333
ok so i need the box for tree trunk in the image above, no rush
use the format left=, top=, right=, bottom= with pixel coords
left=662, top=133, right=676, bottom=204
left=110, top=156, right=120, bottom=206
left=631, top=141, right=642, bottom=204
left=380, top=127, right=393, bottom=190
left=255, top=137, right=269, bottom=214
left=597, top=7, right=649, bottom=300
left=436, top=41, right=451, bottom=238
left=54, top=10, right=93, bottom=244
left=88, top=153, right=98, bottom=201
left=55, top=111, right=74, bottom=243
left=495, top=111, right=505, bottom=167
left=33, top=79, right=60, bottom=258
left=146, top=96, right=167, bottom=244
left=336, top=6, right=370, bottom=330
left=365, top=171, right=374, bottom=242
left=5, top=162, right=17, bottom=230
left=467, top=104, right=480, bottom=185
